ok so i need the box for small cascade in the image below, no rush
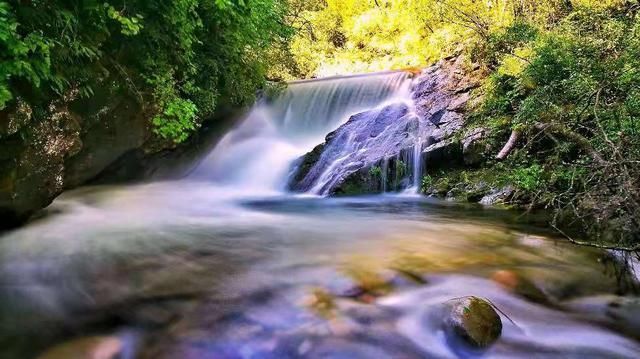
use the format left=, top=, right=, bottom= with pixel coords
left=408, top=135, right=423, bottom=193
left=381, top=157, right=389, bottom=193
left=299, top=98, right=426, bottom=195
left=303, top=103, right=421, bottom=195
left=287, top=57, right=473, bottom=197
left=189, top=71, right=412, bottom=194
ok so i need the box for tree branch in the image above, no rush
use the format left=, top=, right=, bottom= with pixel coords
left=496, top=129, right=520, bottom=160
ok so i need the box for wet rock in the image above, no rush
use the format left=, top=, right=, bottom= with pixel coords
left=480, top=186, right=514, bottom=205
left=288, top=142, right=326, bottom=191
left=305, top=288, right=336, bottom=317
left=0, top=81, right=229, bottom=228
left=37, top=335, right=123, bottom=359
left=288, top=102, right=411, bottom=194
left=0, top=100, right=83, bottom=227
left=462, top=127, right=489, bottom=166
left=0, top=98, right=32, bottom=137
left=491, top=270, right=549, bottom=304
left=0, top=86, right=150, bottom=228
left=444, top=296, right=502, bottom=348
left=288, top=55, right=477, bottom=195
left=564, top=295, right=640, bottom=336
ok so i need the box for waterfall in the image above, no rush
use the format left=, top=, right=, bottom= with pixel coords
left=190, top=71, right=413, bottom=195
left=407, top=135, right=423, bottom=194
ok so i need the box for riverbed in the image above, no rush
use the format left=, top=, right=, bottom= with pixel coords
left=1, top=181, right=638, bottom=358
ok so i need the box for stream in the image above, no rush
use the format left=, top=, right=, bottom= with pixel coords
left=1, top=184, right=639, bottom=358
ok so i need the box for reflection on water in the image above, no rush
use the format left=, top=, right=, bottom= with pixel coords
left=0, top=181, right=638, bottom=358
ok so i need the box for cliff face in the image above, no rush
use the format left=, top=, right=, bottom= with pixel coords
left=288, top=56, right=483, bottom=195
left=0, top=89, right=153, bottom=228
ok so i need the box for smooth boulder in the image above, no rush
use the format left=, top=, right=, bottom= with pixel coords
left=444, top=296, right=502, bottom=348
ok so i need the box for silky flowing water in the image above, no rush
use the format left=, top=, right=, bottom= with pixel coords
left=1, top=73, right=639, bottom=358
left=0, top=185, right=639, bottom=358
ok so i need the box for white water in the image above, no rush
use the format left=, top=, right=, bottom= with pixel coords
left=189, top=71, right=414, bottom=195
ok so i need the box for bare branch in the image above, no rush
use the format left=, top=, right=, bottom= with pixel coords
left=496, top=130, right=520, bottom=160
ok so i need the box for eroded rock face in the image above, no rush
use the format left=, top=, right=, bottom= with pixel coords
left=462, top=127, right=490, bottom=166
left=1, top=99, right=83, bottom=227
left=288, top=56, right=481, bottom=195
left=0, top=89, right=152, bottom=228
left=289, top=102, right=413, bottom=194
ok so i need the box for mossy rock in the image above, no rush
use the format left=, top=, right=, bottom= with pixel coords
left=444, top=296, right=502, bottom=348
left=288, top=142, right=326, bottom=190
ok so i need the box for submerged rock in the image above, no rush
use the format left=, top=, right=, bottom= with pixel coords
left=443, top=296, right=502, bottom=348
left=564, top=295, right=640, bottom=337
left=37, top=335, right=123, bottom=359
left=491, top=270, right=550, bottom=304
left=479, top=186, right=515, bottom=205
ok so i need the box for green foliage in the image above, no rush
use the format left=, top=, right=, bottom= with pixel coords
left=472, top=2, right=640, bottom=245
left=152, top=98, right=198, bottom=143
left=1, top=0, right=292, bottom=142
left=421, top=175, right=433, bottom=192
left=263, top=81, right=288, bottom=100
left=508, top=164, right=543, bottom=192
left=285, top=0, right=593, bottom=77
left=105, top=4, right=143, bottom=36
left=0, top=1, right=51, bottom=109
left=369, top=165, right=382, bottom=178
left=396, top=160, right=407, bottom=178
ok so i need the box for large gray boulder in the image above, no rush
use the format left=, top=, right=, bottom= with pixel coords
left=288, top=56, right=481, bottom=195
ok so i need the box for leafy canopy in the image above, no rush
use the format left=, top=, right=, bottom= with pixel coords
left=1, top=0, right=292, bottom=142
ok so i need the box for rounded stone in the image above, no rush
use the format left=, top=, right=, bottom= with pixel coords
left=444, top=296, right=502, bottom=348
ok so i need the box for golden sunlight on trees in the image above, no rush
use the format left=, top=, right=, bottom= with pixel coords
left=285, top=0, right=631, bottom=77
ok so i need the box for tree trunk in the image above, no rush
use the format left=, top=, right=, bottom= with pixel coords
left=496, top=130, right=520, bottom=160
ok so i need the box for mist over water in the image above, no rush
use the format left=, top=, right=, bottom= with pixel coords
left=0, top=72, right=639, bottom=358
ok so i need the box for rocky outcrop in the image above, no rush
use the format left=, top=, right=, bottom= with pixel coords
left=1, top=96, right=87, bottom=227
left=288, top=56, right=482, bottom=195
left=0, top=87, right=217, bottom=229
left=289, top=102, right=414, bottom=194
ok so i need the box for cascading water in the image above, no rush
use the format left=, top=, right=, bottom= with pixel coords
left=189, top=71, right=415, bottom=195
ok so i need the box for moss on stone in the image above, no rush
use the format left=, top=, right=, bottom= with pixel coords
left=446, top=296, right=502, bottom=348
